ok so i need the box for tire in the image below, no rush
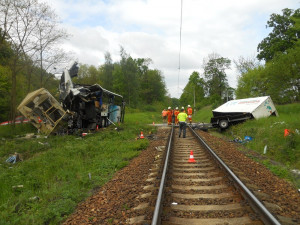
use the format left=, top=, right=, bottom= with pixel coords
left=219, top=120, right=229, bottom=129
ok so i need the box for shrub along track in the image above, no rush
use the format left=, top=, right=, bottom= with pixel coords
left=63, top=127, right=300, bottom=225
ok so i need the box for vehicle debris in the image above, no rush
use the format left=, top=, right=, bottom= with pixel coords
left=17, top=62, right=125, bottom=135
left=29, top=196, right=40, bottom=201
left=191, top=122, right=212, bottom=131
left=12, top=185, right=24, bottom=189
left=6, top=152, right=21, bottom=164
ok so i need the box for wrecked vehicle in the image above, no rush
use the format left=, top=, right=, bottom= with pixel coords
left=18, top=62, right=125, bottom=135
left=17, top=88, right=67, bottom=135
left=211, top=96, right=278, bottom=129
left=59, top=62, right=125, bottom=132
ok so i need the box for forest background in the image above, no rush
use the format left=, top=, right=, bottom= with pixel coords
left=0, top=0, right=299, bottom=123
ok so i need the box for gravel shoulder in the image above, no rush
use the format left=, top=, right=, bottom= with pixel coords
left=197, top=130, right=300, bottom=224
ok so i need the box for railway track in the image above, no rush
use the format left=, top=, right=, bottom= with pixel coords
left=129, top=125, right=282, bottom=225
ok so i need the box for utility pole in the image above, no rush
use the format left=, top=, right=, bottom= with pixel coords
left=226, top=90, right=228, bottom=102
left=194, top=86, right=196, bottom=115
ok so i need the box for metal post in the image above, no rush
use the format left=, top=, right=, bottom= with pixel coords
left=193, top=86, right=196, bottom=115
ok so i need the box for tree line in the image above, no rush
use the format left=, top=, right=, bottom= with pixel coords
left=0, top=0, right=168, bottom=122
left=180, top=8, right=300, bottom=109
left=73, top=48, right=167, bottom=108
left=1, top=2, right=299, bottom=122
left=0, top=0, right=69, bottom=122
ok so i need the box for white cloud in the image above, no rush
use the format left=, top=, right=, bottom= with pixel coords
left=44, top=0, right=299, bottom=98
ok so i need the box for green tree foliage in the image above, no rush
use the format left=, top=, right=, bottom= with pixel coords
left=75, top=64, right=102, bottom=85
left=203, top=53, right=231, bottom=98
left=236, top=46, right=300, bottom=103
left=257, top=8, right=300, bottom=61
left=75, top=48, right=167, bottom=108
left=137, top=57, right=166, bottom=104
left=235, top=66, right=267, bottom=99
left=265, top=46, right=300, bottom=103
left=0, top=0, right=69, bottom=123
left=0, top=65, right=11, bottom=121
left=0, top=32, right=12, bottom=121
left=140, top=69, right=166, bottom=103
left=180, top=71, right=205, bottom=107
left=119, top=48, right=139, bottom=106
left=100, top=52, right=114, bottom=89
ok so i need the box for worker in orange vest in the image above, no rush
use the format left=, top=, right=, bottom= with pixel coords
left=162, top=109, right=168, bottom=123
left=167, top=107, right=173, bottom=125
left=174, top=107, right=180, bottom=125
left=187, top=105, right=193, bottom=124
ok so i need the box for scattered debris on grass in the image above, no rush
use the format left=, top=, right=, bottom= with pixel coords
left=6, top=152, right=22, bottom=164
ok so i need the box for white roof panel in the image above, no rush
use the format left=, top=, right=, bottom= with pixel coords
left=213, top=96, right=270, bottom=113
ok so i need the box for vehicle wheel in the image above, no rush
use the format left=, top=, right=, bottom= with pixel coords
left=219, top=120, right=229, bottom=129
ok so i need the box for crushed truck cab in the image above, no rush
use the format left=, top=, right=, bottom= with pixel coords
left=17, top=88, right=67, bottom=135
left=211, top=96, right=278, bottom=129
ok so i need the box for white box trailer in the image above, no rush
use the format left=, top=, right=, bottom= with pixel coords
left=211, top=96, right=278, bottom=129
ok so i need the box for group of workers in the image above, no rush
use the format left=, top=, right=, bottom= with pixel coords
left=161, top=105, right=193, bottom=138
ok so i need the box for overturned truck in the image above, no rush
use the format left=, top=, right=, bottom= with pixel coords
left=211, top=96, right=278, bottom=129
left=18, top=62, right=125, bottom=135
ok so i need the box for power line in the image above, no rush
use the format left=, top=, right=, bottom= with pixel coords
left=177, top=0, right=183, bottom=97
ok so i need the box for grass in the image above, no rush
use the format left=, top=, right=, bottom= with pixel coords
left=0, top=123, right=36, bottom=139
left=193, top=103, right=300, bottom=188
left=193, top=105, right=214, bottom=123
left=0, top=112, right=155, bottom=225
left=0, top=103, right=299, bottom=224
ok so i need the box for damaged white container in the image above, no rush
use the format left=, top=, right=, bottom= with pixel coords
left=211, top=96, right=278, bottom=129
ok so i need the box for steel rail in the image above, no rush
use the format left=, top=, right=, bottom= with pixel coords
left=151, top=125, right=174, bottom=225
left=189, top=126, right=281, bottom=225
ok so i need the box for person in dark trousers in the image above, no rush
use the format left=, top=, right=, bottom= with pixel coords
left=177, top=108, right=188, bottom=138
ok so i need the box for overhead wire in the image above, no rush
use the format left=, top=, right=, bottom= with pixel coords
left=177, top=0, right=183, bottom=97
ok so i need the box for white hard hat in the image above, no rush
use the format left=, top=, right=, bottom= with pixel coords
left=168, top=107, right=171, bottom=109
left=176, top=107, right=178, bottom=109
left=181, top=107, right=184, bottom=109
left=188, top=105, right=191, bottom=107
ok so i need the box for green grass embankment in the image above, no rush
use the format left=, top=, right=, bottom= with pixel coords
left=0, top=112, right=158, bottom=225
left=193, top=103, right=300, bottom=188
left=0, top=123, right=36, bottom=139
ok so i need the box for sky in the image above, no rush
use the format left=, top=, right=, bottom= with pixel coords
left=44, top=0, right=299, bottom=98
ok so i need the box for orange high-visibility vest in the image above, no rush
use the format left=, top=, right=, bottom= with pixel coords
left=187, top=107, right=193, bottom=115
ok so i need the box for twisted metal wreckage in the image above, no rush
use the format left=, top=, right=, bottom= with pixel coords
left=18, top=62, right=125, bottom=135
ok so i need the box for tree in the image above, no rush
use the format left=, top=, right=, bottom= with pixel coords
left=237, top=46, right=300, bottom=103
left=1, top=0, right=41, bottom=122
left=119, top=47, right=139, bottom=106
left=100, top=52, right=114, bottom=89
left=202, top=53, right=231, bottom=98
left=180, top=71, right=205, bottom=108
left=234, top=55, right=260, bottom=76
left=140, top=69, right=166, bottom=103
left=264, top=46, right=300, bottom=103
left=0, top=65, right=11, bottom=121
left=235, top=66, right=267, bottom=99
left=76, top=64, right=101, bottom=85
left=257, top=8, right=300, bottom=61
left=0, top=0, right=69, bottom=122
left=30, top=1, right=69, bottom=88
